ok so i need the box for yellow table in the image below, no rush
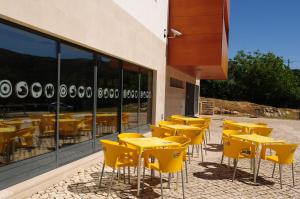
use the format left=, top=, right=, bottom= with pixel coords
left=231, top=134, right=285, bottom=183
left=170, top=115, right=205, bottom=124
left=160, top=124, right=201, bottom=134
left=0, top=126, right=16, bottom=134
left=2, top=120, right=24, bottom=130
left=230, top=122, right=267, bottom=133
left=119, top=137, right=180, bottom=196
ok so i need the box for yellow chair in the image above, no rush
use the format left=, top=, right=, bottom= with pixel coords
left=257, top=143, right=298, bottom=188
left=168, top=118, right=185, bottom=125
left=177, top=127, right=206, bottom=163
left=59, top=120, right=80, bottom=145
left=223, top=122, right=244, bottom=131
left=221, top=137, right=256, bottom=181
left=254, top=122, right=267, bottom=126
left=163, top=136, right=191, bottom=183
left=99, top=140, right=139, bottom=196
left=150, top=125, right=174, bottom=138
left=250, top=127, right=272, bottom=137
left=202, top=117, right=212, bottom=140
left=12, top=127, right=36, bottom=160
left=143, top=147, right=186, bottom=199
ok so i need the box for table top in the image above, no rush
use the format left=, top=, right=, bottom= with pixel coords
left=170, top=115, right=205, bottom=122
left=231, top=134, right=285, bottom=144
left=120, top=137, right=180, bottom=154
left=2, top=120, right=24, bottom=125
left=51, top=119, right=79, bottom=122
left=231, top=122, right=266, bottom=129
left=160, top=124, right=201, bottom=131
left=42, top=113, right=64, bottom=117
left=0, top=126, right=16, bottom=134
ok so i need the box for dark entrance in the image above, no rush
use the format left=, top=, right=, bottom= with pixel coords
left=185, top=83, right=199, bottom=116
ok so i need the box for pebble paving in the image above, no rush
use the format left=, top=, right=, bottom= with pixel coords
left=28, top=116, right=300, bottom=199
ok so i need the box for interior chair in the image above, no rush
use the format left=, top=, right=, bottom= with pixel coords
left=150, top=125, right=175, bottom=138
left=12, top=127, right=36, bottom=160
left=257, top=143, right=298, bottom=188
left=250, top=126, right=273, bottom=137
left=77, top=117, right=93, bottom=139
left=99, top=140, right=139, bottom=196
left=176, top=127, right=206, bottom=163
left=163, top=136, right=191, bottom=183
left=121, top=113, right=129, bottom=130
left=59, top=120, right=80, bottom=145
left=221, top=137, right=256, bottom=181
left=143, top=147, right=186, bottom=199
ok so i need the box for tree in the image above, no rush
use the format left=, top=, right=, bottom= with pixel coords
left=200, top=51, right=300, bottom=108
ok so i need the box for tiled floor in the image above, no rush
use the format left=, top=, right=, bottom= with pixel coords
left=28, top=116, right=300, bottom=199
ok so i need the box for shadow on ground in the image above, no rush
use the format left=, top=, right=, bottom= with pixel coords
left=193, top=162, right=275, bottom=186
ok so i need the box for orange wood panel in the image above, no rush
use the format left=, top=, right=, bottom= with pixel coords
left=168, top=0, right=229, bottom=80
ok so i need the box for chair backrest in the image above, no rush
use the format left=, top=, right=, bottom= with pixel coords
left=177, top=127, right=206, bottom=145
left=251, top=127, right=272, bottom=137
left=145, top=147, right=185, bottom=173
left=168, top=118, right=185, bottom=125
left=223, top=123, right=244, bottom=131
left=223, top=137, right=255, bottom=159
left=100, top=139, right=138, bottom=168
left=163, top=136, right=191, bottom=148
left=59, top=121, right=79, bottom=136
left=150, top=125, right=175, bottom=138
left=118, top=132, right=144, bottom=139
left=261, top=143, right=298, bottom=164
left=255, top=122, right=267, bottom=126
left=187, top=120, right=206, bottom=126
left=222, top=129, right=244, bottom=137
left=14, top=127, right=35, bottom=137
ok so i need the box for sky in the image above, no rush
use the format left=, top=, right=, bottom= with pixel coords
left=229, top=0, right=300, bottom=69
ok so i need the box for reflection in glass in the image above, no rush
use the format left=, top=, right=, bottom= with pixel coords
left=122, top=63, right=139, bottom=130
left=140, top=69, right=152, bottom=125
left=0, top=22, right=56, bottom=166
left=60, top=43, right=93, bottom=147
left=96, top=56, right=119, bottom=137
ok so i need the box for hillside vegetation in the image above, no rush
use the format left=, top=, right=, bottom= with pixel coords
left=201, top=51, right=300, bottom=109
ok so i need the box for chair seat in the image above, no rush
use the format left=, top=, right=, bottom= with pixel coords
left=265, top=155, right=279, bottom=162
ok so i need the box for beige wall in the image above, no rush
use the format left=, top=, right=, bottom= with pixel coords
left=165, top=66, right=196, bottom=118
left=0, top=0, right=167, bottom=124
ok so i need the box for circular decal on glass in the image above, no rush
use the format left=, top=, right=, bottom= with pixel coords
left=69, top=85, right=77, bottom=98
left=78, top=86, right=85, bottom=98
left=60, top=84, right=67, bottom=98
left=135, top=90, right=138, bottom=98
left=104, top=88, right=109, bottom=99
left=0, top=80, right=12, bottom=98
left=86, top=87, right=92, bottom=98
left=131, top=90, right=135, bottom=98
left=115, top=89, right=119, bottom=99
left=98, top=88, right=103, bottom=98
left=109, top=89, right=114, bottom=98
left=30, top=82, right=42, bottom=98
left=15, top=81, right=29, bottom=98
left=123, top=89, right=126, bottom=99
left=44, top=83, right=55, bottom=98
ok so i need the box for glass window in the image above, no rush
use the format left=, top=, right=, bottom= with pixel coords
left=122, top=63, right=139, bottom=130
left=96, top=56, right=120, bottom=137
left=140, top=68, right=152, bottom=125
left=59, top=43, right=93, bottom=148
left=0, top=22, right=57, bottom=166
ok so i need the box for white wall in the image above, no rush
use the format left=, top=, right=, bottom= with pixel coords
left=112, top=0, right=168, bottom=42
left=165, top=66, right=196, bottom=118
left=0, top=0, right=168, bottom=124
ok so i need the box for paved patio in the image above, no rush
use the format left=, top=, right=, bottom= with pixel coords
left=28, top=116, right=300, bottom=199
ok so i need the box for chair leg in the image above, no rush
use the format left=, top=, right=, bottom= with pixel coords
left=185, top=160, right=188, bottom=183
left=220, top=152, right=224, bottom=165
left=128, top=166, right=130, bottom=184
left=208, top=128, right=211, bottom=140
left=197, top=145, right=200, bottom=157
left=181, top=169, right=185, bottom=199
left=279, top=164, right=282, bottom=189
left=292, top=163, right=295, bottom=187
left=256, top=157, right=261, bottom=179
left=142, top=167, right=145, bottom=191
left=108, top=168, right=115, bottom=196
left=160, top=172, right=164, bottom=199
left=123, top=167, right=126, bottom=184
left=232, top=158, right=239, bottom=182
left=272, top=162, right=276, bottom=178
left=192, top=145, right=194, bottom=157
left=176, top=172, right=179, bottom=190
left=168, top=173, right=171, bottom=189
left=200, top=144, right=203, bottom=163
left=99, top=163, right=105, bottom=188
left=188, top=147, right=191, bottom=164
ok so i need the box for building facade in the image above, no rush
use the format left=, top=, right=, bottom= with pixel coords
left=0, top=0, right=229, bottom=190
